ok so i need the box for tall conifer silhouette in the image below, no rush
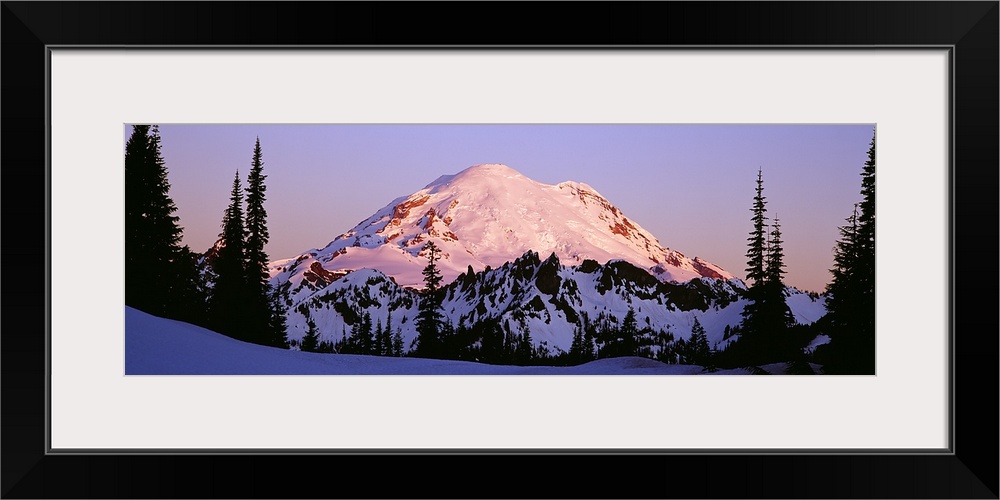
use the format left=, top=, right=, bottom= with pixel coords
left=209, top=170, right=248, bottom=338
left=822, top=131, right=876, bottom=373
left=124, top=125, right=204, bottom=322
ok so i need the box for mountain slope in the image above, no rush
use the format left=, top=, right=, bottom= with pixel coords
left=282, top=251, right=825, bottom=358
left=269, top=163, right=734, bottom=297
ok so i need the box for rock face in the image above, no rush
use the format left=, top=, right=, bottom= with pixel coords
left=268, top=163, right=735, bottom=300
left=278, top=250, right=825, bottom=357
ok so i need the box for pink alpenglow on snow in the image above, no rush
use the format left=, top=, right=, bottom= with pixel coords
left=268, top=164, right=735, bottom=293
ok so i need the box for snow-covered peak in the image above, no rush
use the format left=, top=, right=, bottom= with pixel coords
left=451, top=163, right=524, bottom=180
left=270, top=163, right=735, bottom=293
left=424, top=163, right=523, bottom=190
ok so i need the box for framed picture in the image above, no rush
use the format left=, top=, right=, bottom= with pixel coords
left=4, top=2, right=996, bottom=498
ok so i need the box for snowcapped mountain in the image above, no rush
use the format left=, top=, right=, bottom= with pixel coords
left=253, top=163, right=827, bottom=361
left=268, top=163, right=734, bottom=297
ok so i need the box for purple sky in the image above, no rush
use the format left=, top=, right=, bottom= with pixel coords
left=127, top=124, right=874, bottom=293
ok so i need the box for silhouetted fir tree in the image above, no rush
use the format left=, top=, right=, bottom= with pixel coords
left=378, top=312, right=395, bottom=356
left=569, top=325, right=586, bottom=364
left=338, top=327, right=348, bottom=354
left=740, top=167, right=769, bottom=345
left=243, top=137, right=287, bottom=348
left=374, top=318, right=385, bottom=356
left=736, top=168, right=797, bottom=365
left=827, top=205, right=859, bottom=305
left=439, top=320, right=458, bottom=359
left=475, top=318, right=504, bottom=363
left=821, top=131, right=877, bottom=374
left=514, top=327, right=534, bottom=365
left=764, top=216, right=787, bottom=288
left=208, top=170, right=249, bottom=339
left=392, top=328, right=404, bottom=357
left=821, top=206, right=860, bottom=370
left=857, top=133, right=876, bottom=303
left=620, top=307, right=639, bottom=357
left=349, top=320, right=361, bottom=354
left=125, top=125, right=204, bottom=321
left=596, top=308, right=640, bottom=358
left=359, top=312, right=374, bottom=354
left=583, top=320, right=597, bottom=362
left=169, top=245, right=211, bottom=326
left=266, top=285, right=290, bottom=349
left=688, top=317, right=711, bottom=366
left=414, top=241, right=447, bottom=358
left=761, top=215, right=795, bottom=350
left=853, top=133, right=877, bottom=371
left=301, top=318, right=319, bottom=353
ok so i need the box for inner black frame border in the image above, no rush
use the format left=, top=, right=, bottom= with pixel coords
left=3, top=2, right=996, bottom=498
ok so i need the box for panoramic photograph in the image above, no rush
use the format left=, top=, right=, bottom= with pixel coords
left=124, top=124, right=875, bottom=375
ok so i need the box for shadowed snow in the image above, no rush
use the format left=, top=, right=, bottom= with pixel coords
left=126, top=307, right=739, bottom=375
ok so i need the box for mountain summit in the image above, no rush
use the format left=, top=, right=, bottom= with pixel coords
left=269, top=163, right=734, bottom=292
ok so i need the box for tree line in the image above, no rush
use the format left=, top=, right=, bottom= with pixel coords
left=396, top=240, right=716, bottom=367
left=125, top=125, right=288, bottom=348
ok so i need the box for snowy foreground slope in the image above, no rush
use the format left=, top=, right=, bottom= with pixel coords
left=125, top=307, right=804, bottom=375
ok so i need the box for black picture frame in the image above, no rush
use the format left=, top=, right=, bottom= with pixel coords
left=3, top=2, right=997, bottom=498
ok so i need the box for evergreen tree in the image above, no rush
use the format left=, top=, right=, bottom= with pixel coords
left=125, top=125, right=201, bottom=319
left=414, top=241, right=446, bottom=358
left=857, top=134, right=876, bottom=297
left=822, top=130, right=876, bottom=374
left=392, top=328, right=404, bottom=357
left=266, top=285, right=290, bottom=349
left=483, top=319, right=504, bottom=363
left=738, top=168, right=770, bottom=359
left=569, top=325, right=586, bottom=364
left=688, top=317, right=711, bottom=366
left=361, top=312, right=374, bottom=354
left=745, top=168, right=769, bottom=291
left=764, top=216, right=786, bottom=288
left=378, top=311, right=396, bottom=356
left=762, top=215, right=795, bottom=334
left=301, top=318, right=319, bottom=353
left=583, top=322, right=597, bottom=362
left=346, top=319, right=361, bottom=354
left=620, top=307, right=639, bottom=357
left=514, top=325, right=534, bottom=365
left=208, top=170, right=249, bottom=339
left=374, top=318, right=385, bottom=356
left=168, top=244, right=211, bottom=326
left=853, top=133, right=877, bottom=370
left=735, top=168, right=800, bottom=365
left=243, top=137, right=286, bottom=347
left=827, top=205, right=860, bottom=319
left=338, top=327, right=348, bottom=354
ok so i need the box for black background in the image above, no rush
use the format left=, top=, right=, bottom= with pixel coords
left=3, top=2, right=997, bottom=498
